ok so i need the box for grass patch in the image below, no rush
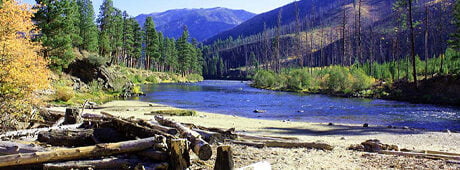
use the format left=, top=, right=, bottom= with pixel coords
left=146, top=109, right=197, bottom=116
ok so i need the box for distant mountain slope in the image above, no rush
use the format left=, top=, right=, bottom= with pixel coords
left=135, top=8, right=255, bottom=41
left=206, top=0, right=397, bottom=43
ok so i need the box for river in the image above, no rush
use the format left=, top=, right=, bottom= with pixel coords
left=137, top=80, right=460, bottom=131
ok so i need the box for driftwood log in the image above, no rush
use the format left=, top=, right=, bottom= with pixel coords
left=0, top=136, right=160, bottom=167
left=194, top=128, right=224, bottom=144
left=230, top=140, right=333, bottom=150
left=43, top=157, right=146, bottom=170
left=0, top=141, right=48, bottom=155
left=378, top=150, right=460, bottom=161
left=183, top=123, right=237, bottom=140
left=155, top=116, right=212, bottom=160
left=0, top=123, right=83, bottom=140
left=214, top=146, right=234, bottom=170
left=169, top=139, right=190, bottom=170
left=137, top=119, right=179, bottom=136
left=37, top=129, right=95, bottom=147
left=100, top=112, right=173, bottom=138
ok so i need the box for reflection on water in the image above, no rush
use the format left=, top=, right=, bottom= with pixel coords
left=138, top=80, right=460, bottom=131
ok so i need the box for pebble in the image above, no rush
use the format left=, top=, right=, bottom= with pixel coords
left=149, top=103, right=154, bottom=106
left=402, top=126, right=409, bottom=129
left=340, top=137, right=346, bottom=140
left=328, top=123, right=334, bottom=126
left=297, top=110, right=305, bottom=113
left=363, top=123, right=369, bottom=128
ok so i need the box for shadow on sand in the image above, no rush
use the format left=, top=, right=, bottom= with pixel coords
left=262, top=124, right=427, bottom=136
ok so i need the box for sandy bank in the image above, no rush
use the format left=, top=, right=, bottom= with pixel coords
left=50, top=100, right=460, bottom=169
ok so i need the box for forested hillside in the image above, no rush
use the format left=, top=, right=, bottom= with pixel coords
left=202, top=0, right=455, bottom=81
left=136, top=8, right=255, bottom=41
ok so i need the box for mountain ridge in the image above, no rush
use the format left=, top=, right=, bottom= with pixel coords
left=135, top=7, right=255, bottom=41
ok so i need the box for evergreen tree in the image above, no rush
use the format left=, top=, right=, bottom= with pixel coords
left=143, top=17, right=160, bottom=70
left=77, top=0, right=98, bottom=52
left=112, top=8, right=124, bottom=63
left=131, top=20, right=143, bottom=68
left=97, top=0, right=115, bottom=57
left=34, top=0, right=81, bottom=71
left=122, top=11, right=135, bottom=67
left=176, top=26, right=191, bottom=74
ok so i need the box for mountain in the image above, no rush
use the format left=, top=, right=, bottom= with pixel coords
left=135, top=7, right=255, bottom=41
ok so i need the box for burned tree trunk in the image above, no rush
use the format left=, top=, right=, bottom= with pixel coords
left=0, top=141, right=48, bottom=155
left=63, top=108, right=81, bottom=125
left=100, top=112, right=173, bottom=138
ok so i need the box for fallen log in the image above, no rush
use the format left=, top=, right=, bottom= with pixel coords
left=137, top=149, right=169, bottom=162
left=169, top=139, right=190, bottom=170
left=37, top=129, right=95, bottom=147
left=182, top=123, right=237, bottom=140
left=0, top=123, right=83, bottom=140
left=0, top=136, right=160, bottom=167
left=137, top=119, right=179, bottom=136
left=264, top=141, right=333, bottom=150
left=43, top=157, right=144, bottom=170
left=155, top=116, right=212, bottom=160
left=214, top=146, right=234, bottom=170
left=378, top=150, right=460, bottom=161
left=145, top=109, right=196, bottom=116
left=230, top=140, right=333, bottom=150
left=0, top=141, right=48, bottom=155
left=194, top=128, right=223, bottom=144
left=100, top=112, right=173, bottom=138
left=237, top=133, right=294, bottom=141
left=230, top=140, right=265, bottom=149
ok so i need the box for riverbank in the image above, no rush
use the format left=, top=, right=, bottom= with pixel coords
left=49, top=100, right=460, bottom=169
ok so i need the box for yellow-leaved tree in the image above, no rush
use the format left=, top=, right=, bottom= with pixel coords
left=0, top=0, right=50, bottom=130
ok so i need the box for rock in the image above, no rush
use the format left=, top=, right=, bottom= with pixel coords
left=363, top=123, right=369, bottom=128
left=445, top=129, right=451, bottom=135
left=149, top=103, right=154, bottom=107
left=328, top=123, right=334, bottom=126
left=402, top=126, right=409, bottom=129
left=297, top=110, right=304, bottom=113
left=358, top=139, right=399, bottom=152
left=253, top=110, right=266, bottom=113
left=340, top=137, right=346, bottom=140
left=64, top=58, right=115, bottom=90
left=387, top=125, right=393, bottom=128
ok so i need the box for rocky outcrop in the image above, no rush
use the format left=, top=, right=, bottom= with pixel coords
left=64, top=59, right=115, bottom=90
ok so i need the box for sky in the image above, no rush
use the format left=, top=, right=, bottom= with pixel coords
left=20, top=0, right=294, bottom=16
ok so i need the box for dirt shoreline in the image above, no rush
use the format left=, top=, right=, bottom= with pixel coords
left=50, top=100, right=460, bottom=169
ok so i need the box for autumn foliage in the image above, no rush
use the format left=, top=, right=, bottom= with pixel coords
left=0, top=0, right=50, bottom=130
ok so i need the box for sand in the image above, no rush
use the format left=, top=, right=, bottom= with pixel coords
left=50, top=100, right=460, bottom=169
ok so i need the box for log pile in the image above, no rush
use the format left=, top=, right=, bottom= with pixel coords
left=0, top=108, right=335, bottom=169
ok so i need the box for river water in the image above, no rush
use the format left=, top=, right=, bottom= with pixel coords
left=138, top=80, right=460, bottom=131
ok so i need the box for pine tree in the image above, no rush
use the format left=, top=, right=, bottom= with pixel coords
left=131, top=20, right=143, bottom=68
left=77, top=0, right=98, bottom=52
left=176, top=26, right=191, bottom=75
left=97, top=0, right=115, bottom=57
left=143, top=17, right=160, bottom=70
left=34, top=0, right=81, bottom=71
left=122, top=11, right=135, bottom=67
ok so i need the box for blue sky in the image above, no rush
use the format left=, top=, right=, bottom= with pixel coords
left=20, top=0, right=294, bottom=16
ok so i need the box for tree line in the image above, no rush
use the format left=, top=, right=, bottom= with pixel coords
left=34, top=0, right=202, bottom=75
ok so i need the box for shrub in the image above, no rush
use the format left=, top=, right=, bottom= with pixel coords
left=146, top=75, right=160, bottom=84
left=87, top=54, right=108, bottom=67
left=54, top=86, right=75, bottom=102
left=351, top=68, right=374, bottom=91
left=88, top=80, right=102, bottom=94
left=286, top=69, right=313, bottom=91
left=186, top=74, right=204, bottom=82
left=132, top=74, right=145, bottom=84
left=324, top=67, right=352, bottom=92
left=253, top=70, right=277, bottom=87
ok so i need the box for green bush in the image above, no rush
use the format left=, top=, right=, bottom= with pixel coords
left=87, top=54, right=108, bottom=67
left=351, top=67, right=374, bottom=91
left=88, top=80, right=102, bottom=94
left=54, top=86, right=75, bottom=102
left=132, top=74, right=145, bottom=84
left=286, top=69, right=313, bottom=91
left=146, top=75, right=160, bottom=84
left=253, top=70, right=278, bottom=87
left=324, top=67, right=352, bottom=92
left=186, top=74, right=204, bottom=82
